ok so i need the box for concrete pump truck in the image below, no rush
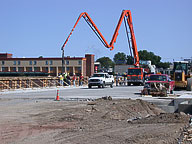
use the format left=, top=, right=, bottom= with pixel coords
left=61, top=10, right=144, bottom=85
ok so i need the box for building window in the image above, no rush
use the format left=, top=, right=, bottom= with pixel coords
left=42, top=67, right=48, bottom=72
left=75, top=67, right=82, bottom=75
left=18, top=61, right=20, bottom=65
left=34, top=61, right=37, bottom=65
left=50, top=60, right=53, bottom=65
left=2, top=67, right=7, bottom=72
left=26, top=67, right=32, bottom=72
left=18, top=67, right=24, bottom=72
left=78, top=60, right=82, bottom=65
left=66, top=60, right=69, bottom=65
left=2, top=61, right=4, bottom=65
left=29, top=61, right=32, bottom=65
left=45, top=61, right=48, bottom=65
left=13, top=61, right=16, bottom=65
left=10, top=67, right=16, bottom=72
left=34, top=67, right=40, bottom=72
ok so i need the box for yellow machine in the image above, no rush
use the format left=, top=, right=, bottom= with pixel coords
left=173, top=61, right=192, bottom=91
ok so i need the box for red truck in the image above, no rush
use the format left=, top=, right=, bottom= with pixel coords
left=127, top=67, right=144, bottom=86
left=142, top=74, right=175, bottom=96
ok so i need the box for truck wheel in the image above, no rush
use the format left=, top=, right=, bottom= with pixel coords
left=102, top=82, right=105, bottom=88
left=110, top=83, right=113, bottom=88
left=187, top=78, right=192, bottom=91
left=98, top=85, right=101, bottom=88
left=88, top=85, right=92, bottom=89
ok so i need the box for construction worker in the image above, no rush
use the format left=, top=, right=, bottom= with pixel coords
left=59, top=74, right=63, bottom=86
left=116, top=73, right=119, bottom=86
left=63, top=72, right=67, bottom=86
left=79, top=73, right=84, bottom=86
left=66, top=73, right=71, bottom=85
left=124, top=76, right=127, bottom=86
left=72, top=73, right=76, bottom=87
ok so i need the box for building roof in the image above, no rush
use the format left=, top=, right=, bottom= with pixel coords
left=0, top=57, right=86, bottom=61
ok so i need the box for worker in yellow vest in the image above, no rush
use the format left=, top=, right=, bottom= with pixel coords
left=59, top=74, right=64, bottom=86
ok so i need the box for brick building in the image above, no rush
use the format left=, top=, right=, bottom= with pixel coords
left=0, top=53, right=94, bottom=77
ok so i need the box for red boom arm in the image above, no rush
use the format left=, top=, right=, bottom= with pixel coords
left=62, top=10, right=139, bottom=67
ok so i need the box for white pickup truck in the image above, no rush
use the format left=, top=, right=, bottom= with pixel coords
left=88, top=73, right=114, bottom=88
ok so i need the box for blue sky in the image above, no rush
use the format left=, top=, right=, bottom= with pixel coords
left=0, top=0, right=191, bottom=62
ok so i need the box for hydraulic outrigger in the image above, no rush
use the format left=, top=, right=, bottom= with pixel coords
left=61, top=10, right=139, bottom=67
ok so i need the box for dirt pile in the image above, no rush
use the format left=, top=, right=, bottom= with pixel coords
left=86, top=98, right=165, bottom=121
left=0, top=98, right=191, bottom=144
left=131, top=113, right=190, bottom=124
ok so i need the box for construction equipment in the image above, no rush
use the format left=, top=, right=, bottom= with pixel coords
left=142, top=74, right=175, bottom=96
left=127, top=67, right=144, bottom=85
left=173, top=61, right=192, bottom=91
left=62, top=10, right=143, bottom=82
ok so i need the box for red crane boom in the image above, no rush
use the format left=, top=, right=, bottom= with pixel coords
left=62, top=10, right=139, bottom=67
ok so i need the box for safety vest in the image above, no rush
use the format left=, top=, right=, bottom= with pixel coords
left=59, top=75, right=63, bottom=80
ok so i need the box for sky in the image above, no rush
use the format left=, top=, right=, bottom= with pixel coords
left=0, top=0, right=191, bottom=62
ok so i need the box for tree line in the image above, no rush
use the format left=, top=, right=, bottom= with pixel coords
left=96, top=50, right=171, bottom=69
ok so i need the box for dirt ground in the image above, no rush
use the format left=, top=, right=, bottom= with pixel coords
left=0, top=97, right=191, bottom=144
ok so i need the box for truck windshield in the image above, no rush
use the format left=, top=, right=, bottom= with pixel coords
left=128, top=69, right=141, bottom=75
left=149, top=75, right=167, bottom=81
left=92, top=74, right=105, bottom=77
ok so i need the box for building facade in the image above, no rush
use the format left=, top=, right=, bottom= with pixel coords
left=0, top=53, right=94, bottom=77
left=114, top=64, right=134, bottom=74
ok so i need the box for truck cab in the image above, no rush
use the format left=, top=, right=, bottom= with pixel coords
left=127, top=68, right=144, bottom=86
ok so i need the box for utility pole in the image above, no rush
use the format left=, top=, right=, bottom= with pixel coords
left=61, top=48, right=65, bottom=74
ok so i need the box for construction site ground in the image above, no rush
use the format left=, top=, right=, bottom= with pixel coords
left=0, top=86, right=192, bottom=144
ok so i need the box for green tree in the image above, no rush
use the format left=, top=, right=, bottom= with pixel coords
left=113, top=52, right=127, bottom=64
left=138, top=50, right=171, bottom=69
left=138, top=50, right=161, bottom=65
left=156, top=62, right=171, bottom=69
left=96, top=57, right=114, bottom=69
left=127, top=55, right=134, bottom=65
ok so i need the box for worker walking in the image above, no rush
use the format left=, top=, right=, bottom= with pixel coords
left=116, top=74, right=119, bottom=86
left=72, top=73, right=76, bottom=87
left=59, top=74, right=64, bottom=86
left=63, top=72, right=68, bottom=86
left=79, top=73, right=84, bottom=86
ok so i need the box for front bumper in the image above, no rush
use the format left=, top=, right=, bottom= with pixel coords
left=127, top=80, right=144, bottom=83
left=88, top=81, right=103, bottom=86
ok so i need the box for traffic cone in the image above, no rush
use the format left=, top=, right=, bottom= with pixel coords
left=55, top=90, right=60, bottom=101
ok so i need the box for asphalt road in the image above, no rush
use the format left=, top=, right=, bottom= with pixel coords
left=0, top=86, right=143, bottom=100
left=0, top=85, right=191, bottom=106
